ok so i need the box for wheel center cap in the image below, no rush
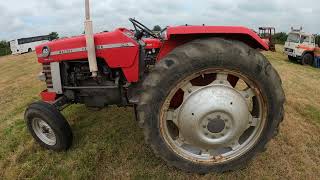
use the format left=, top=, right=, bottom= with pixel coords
left=177, top=84, right=250, bottom=149
left=207, top=118, right=225, bottom=133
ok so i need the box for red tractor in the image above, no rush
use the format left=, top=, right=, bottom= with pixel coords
left=24, top=1, right=285, bottom=173
left=259, top=27, right=276, bottom=51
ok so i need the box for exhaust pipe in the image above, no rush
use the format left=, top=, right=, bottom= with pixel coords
left=85, top=0, right=98, bottom=77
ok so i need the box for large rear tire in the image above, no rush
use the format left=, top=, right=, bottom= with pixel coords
left=25, top=101, right=73, bottom=151
left=137, top=38, right=285, bottom=173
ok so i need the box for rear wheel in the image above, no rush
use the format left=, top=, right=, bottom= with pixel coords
left=25, top=101, right=73, bottom=151
left=301, top=53, right=314, bottom=66
left=137, top=38, right=285, bottom=173
left=28, top=48, right=32, bottom=53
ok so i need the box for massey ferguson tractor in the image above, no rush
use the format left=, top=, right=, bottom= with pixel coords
left=24, top=0, right=285, bottom=173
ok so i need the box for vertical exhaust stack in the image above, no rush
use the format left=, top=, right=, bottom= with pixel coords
left=85, top=0, right=98, bottom=77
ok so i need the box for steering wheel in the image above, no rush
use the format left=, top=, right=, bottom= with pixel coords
left=129, top=18, right=159, bottom=39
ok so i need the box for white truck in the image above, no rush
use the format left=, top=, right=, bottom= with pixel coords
left=9, top=35, right=50, bottom=55
left=284, top=27, right=316, bottom=65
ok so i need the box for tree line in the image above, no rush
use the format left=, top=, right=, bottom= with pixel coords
left=0, top=41, right=11, bottom=56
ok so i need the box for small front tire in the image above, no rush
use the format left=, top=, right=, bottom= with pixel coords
left=25, top=101, right=73, bottom=151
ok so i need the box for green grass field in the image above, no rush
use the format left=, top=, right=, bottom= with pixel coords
left=0, top=46, right=320, bottom=179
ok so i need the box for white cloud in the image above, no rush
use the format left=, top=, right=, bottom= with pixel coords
left=0, top=0, right=319, bottom=40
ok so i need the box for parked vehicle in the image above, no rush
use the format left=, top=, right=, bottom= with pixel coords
left=9, top=35, right=50, bottom=55
left=284, top=27, right=316, bottom=65
left=258, top=27, right=276, bottom=51
left=24, top=1, right=285, bottom=173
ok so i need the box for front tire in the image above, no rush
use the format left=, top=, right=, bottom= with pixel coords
left=301, top=53, right=314, bottom=66
left=137, top=38, right=285, bottom=173
left=25, top=101, right=73, bottom=151
left=288, top=55, right=296, bottom=62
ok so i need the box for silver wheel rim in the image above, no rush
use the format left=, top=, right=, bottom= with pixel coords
left=32, top=118, right=57, bottom=146
left=160, top=69, right=267, bottom=164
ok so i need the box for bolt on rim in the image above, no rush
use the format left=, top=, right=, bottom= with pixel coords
left=160, top=69, right=267, bottom=164
left=32, top=118, right=57, bottom=146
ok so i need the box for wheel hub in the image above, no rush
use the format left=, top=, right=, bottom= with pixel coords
left=32, top=118, right=57, bottom=146
left=177, top=84, right=250, bottom=149
left=207, top=117, right=225, bottom=133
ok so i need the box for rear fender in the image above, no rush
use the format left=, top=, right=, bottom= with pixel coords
left=157, top=26, right=269, bottom=60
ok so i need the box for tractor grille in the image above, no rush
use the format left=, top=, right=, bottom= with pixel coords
left=43, top=63, right=53, bottom=88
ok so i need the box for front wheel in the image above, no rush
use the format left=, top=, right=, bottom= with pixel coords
left=137, top=38, right=285, bottom=173
left=25, top=101, right=73, bottom=151
left=288, top=55, right=296, bottom=62
left=301, top=53, right=314, bottom=66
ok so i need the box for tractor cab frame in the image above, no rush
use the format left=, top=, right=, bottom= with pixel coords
left=258, top=27, right=276, bottom=51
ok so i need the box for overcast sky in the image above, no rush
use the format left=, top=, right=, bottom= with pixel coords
left=0, top=0, right=319, bottom=40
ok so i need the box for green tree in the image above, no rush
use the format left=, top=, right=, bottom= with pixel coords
left=49, top=32, right=59, bottom=41
left=315, top=35, right=320, bottom=46
left=272, top=32, right=288, bottom=45
left=152, top=25, right=162, bottom=32
left=0, top=41, right=11, bottom=56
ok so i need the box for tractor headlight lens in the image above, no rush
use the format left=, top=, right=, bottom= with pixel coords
left=42, top=46, right=51, bottom=58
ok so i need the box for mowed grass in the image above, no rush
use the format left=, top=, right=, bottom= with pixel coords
left=0, top=45, right=320, bottom=179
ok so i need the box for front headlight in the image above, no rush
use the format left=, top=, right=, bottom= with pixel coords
left=42, top=46, right=51, bottom=58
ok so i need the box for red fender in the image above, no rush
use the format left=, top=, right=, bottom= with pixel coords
left=157, top=26, right=269, bottom=60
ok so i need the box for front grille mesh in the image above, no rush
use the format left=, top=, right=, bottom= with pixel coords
left=43, top=63, right=53, bottom=88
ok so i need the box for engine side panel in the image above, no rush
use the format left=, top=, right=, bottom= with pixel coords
left=157, top=26, right=269, bottom=60
left=36, top=28, right=140, bottom=82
